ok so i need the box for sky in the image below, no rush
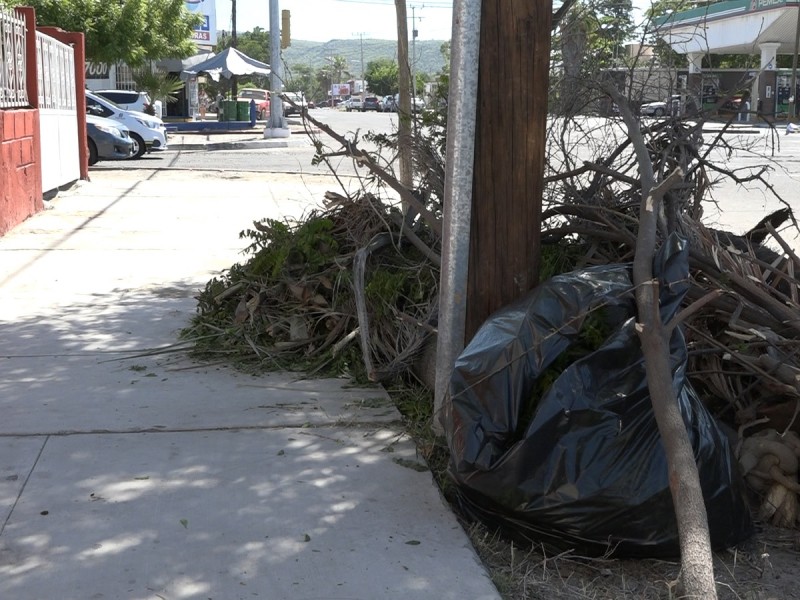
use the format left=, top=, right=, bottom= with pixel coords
left=215, top=0, right=455, bottom=42
left=213, top=1, right=653, bottom=44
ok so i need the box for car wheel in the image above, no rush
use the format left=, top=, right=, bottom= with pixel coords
left=88, top=138, right=98, bottom=166
left=654, top=107, right=665, bottom=117
left=130, top=133, right=146, bottom=159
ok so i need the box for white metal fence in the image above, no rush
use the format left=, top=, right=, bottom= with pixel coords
left=36, top=30, right=76, bottom=110
left=36, top=30, right=78, bottom=193
left=0, top=7, right=27, bottom=108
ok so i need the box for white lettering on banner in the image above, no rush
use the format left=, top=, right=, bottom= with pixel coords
left=185, top=0, right=216, bottom=45
left=752, top=0, right=786, bottom=9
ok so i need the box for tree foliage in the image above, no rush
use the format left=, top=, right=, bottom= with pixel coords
left=644, top=0, right=693, bottom=67
left=5, top=0, right=203, bottom=66
left=589, top=0, right=635, bottom=67
left=216, top=26, right=271, bottom=65
left=365, top=58, right=399, bottom=97
left=554, top=0, right=634, bottom=70
left=133, top=66, right=184, bottom=111
left=285, top=63, right=322, bottom=100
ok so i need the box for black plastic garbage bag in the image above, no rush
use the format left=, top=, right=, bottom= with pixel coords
left=443, top=235, right=752, bottom=558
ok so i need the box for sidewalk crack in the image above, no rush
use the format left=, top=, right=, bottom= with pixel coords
left=0, top=435, right=49, bottom=536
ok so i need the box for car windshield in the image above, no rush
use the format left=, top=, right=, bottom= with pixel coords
left=91, top=94, right=121, bottom=109
left=240, top=90, right=266, bottom=100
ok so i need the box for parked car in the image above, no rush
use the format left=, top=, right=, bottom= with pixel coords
left=720, top=95, right=743, bottom=115
left=640, top=95, right=681, bottom=117
left=93, top=89, right=156, bottom=116
left=381, top=94, right=396, bottom=112
left=238, top=88, right=270, bottom=120
left=391, top=93, right=425, bottom=114
left=282, top=92, right=308, bottom=116
left=346, top=97, right=363, bottom=112
left=86, top=114, right=135, bottom=165
left=362, top=96, right=381, bottom=112
left=85, top=91, right=167, bottom=159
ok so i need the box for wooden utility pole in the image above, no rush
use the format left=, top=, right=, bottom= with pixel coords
left=464, top=0, right=552, bottom=339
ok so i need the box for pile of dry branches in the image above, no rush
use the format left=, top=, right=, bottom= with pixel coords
left=182, top=111, right=444, bottom=384
left=542, top=111, right=800, bottom=528
left=183, top=101, right=800, bottom=529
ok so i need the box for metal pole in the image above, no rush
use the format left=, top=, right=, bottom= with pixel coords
left=266, top=0, right=286, bottom=132
left=231, top=0, right=238, bottom=98
left=433, top=0, right=481, bottom=435
left=411, top=6, right=416, bottom=100
left=790, top=7, right=800, bottom=121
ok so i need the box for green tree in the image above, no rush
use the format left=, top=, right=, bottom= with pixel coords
left=133, top=66, right=184, bottom=114
left=214, top=27, right=273, bottom=91
left=329, top=55, right=350, bottom=87
left=285, top=63, right=322, bottom=101
left=317, top=65, right=335, bottom=100
left=216, top=26, right=271, bottom=65
left=364, top=58, right=399, bottom=97
left=590, top=0, right=635, bottom=67
left=5, top=0, right=203, bottom=66
left=644, top=0, right=693, bottom=67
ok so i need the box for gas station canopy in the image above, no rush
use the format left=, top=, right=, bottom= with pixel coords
left=658, top=0, right=800, bottom=57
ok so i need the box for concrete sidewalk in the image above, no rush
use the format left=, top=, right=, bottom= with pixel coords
left=165, top=117, right=318, bottom=151
left=0, top=169, right=500, bottom=600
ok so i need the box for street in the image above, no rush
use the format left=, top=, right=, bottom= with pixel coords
left=93, top=113, right=800, bottom=251
left=102, top=108, right=402, bottom=174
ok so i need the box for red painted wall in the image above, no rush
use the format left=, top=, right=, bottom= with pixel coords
left=0, top=109, right=43, bottom=236
left=0, top=6, right=43, bottom=236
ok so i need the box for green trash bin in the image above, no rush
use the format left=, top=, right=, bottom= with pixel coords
left=237, top=100, right=251, bottom=121
left=221, top=99, right=238, bottom=121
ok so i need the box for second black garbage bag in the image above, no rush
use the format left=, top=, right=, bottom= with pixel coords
left=443, top=235, right=752, bottom=558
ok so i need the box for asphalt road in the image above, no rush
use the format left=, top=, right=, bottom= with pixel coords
left=102, top=108, right=403, bottom=175
left=97, top=111, right=800, bottom=250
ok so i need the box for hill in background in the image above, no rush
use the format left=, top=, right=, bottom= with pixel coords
left=282, top=38, right=448, bottom=78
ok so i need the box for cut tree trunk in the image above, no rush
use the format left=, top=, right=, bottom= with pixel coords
left=633, top=168, right=718, bottom=600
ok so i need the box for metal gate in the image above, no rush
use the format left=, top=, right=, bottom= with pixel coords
left=37, top=30, right=78, bottom=193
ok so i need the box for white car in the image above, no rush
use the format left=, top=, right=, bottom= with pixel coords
left=85, top=91, right=167, bottom=159
left=346, top=97, right=363, bottom=112
left=392, top=93, right=425, bottom=114
left=93, top=89, right=153, bottom=114
left=282, top=92, right=308, bottom=116
left=640, top=95, right=681, bottom=117
left=381, top=94, right=396, bottom=112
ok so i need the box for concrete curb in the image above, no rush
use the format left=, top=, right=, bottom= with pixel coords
left=168, top=138, right=309, bottom=151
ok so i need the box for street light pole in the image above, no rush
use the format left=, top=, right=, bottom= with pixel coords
left=359, top=33, right=364, bottom=93
left=231, top=0, right=238, bottom=98
left=264, top=0, right=288, bottom=137
left=411, top=6, right=417, bottom=100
